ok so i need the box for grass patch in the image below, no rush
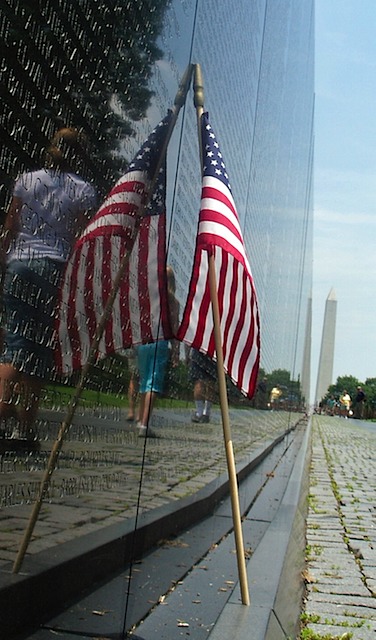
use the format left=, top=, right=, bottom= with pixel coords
left=41, top=383, right=190, bottom=411
left=300, top=631, right=352, bottom=640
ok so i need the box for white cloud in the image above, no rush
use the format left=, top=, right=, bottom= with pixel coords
left=314, top=206, right=376, bottom=227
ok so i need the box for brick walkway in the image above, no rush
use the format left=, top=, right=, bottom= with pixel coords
left=302, top=414, right=376, bottom=639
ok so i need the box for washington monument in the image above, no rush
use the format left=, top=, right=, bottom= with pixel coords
left=301, top=295, right=312, bottom=406
left=315, top=288, right=337, bottom=404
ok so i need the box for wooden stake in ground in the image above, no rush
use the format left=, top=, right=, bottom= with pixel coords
left=193, top=63, right=250, bottom=606
left=12, top=63, right=194, bottom=574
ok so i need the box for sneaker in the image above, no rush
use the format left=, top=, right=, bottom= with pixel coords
left=191, top=414, right=210, bottom=424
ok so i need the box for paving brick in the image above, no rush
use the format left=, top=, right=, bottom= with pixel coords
left=306, top=622, right=376, bottom=640
left=301, top=416, right=376, bottom=639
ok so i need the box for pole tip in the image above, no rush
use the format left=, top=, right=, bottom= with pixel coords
left=193, top=64, right=204, bottom=109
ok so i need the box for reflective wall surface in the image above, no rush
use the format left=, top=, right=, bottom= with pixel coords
left=1, top=0, right=314, bottom=379
left=0, top=0, right=314, bottom=631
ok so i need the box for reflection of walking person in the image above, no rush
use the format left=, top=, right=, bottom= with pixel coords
left=136, top=266, right=179, bottom=437
left=189, top=349, right=216, bottom=423
left=0, top=128, right=97, bottom=444
left=255, top=377, right=268, bottom=409
left=125, top=348, right=139, bottom=422
left=269, top=386, right=282, bottom=410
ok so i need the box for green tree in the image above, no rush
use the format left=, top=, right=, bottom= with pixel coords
left=364, top=378, right=376, bottom=418
left=325, top=375, right=361, bottom=403
left=1, top=0, right=169, bottom=200
left=266, top=369, right=292, bottom=389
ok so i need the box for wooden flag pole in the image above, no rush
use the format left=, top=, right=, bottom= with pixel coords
left=193, top=63, right=250, bottom=605
left=12, top=63, right=195, bottom=574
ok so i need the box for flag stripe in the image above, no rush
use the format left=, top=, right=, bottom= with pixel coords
left=102, top=235, right=115, bottom=355
left=81, top=241, right=96, bottom=366
left=138, top=219, right=152, bottom=341
left=198, top=177, right=253, bottom=272
left=220, top=251, right=235, bottom=362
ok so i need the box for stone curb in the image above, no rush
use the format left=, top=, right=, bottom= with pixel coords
left=204, top=415, right=312, bottom=640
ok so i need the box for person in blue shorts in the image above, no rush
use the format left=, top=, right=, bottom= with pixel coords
left=136, top=266, right=179, bottom=437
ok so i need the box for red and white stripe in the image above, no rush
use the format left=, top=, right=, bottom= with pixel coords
left=178, top=174, right=260, bottom=398
left=55, top=175, right=169, bottom=374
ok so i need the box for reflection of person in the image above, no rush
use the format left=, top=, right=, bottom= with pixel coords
left=269, top=386, right=282, bottom=410
left=326, top=395, right=336, bottom=416
left=339, top=390, right=351, bottom=418
left=136, top=266, right=179, bottom=437
left=125, top=348, right=139, bottom=422
left=255, top=377, right=268, bottom=409
left=189, top=349, right=216, bottom=424
left=0, top=128, right=97, bottom=442
left=352, top=386, right=366, bottom=419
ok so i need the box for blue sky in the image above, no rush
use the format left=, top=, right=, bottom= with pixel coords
left=312, top=0, right=376, bottom=397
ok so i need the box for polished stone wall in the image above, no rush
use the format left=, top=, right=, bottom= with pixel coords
left=0, top=0, right=314, bottom=389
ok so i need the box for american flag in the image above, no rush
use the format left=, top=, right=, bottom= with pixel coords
left=177, top=112, right=260, bottom=398
left=55, top=113, right=173, bottom=374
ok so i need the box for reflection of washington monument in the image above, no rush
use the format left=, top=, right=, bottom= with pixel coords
left=315, top=288, right=337, bottom=404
